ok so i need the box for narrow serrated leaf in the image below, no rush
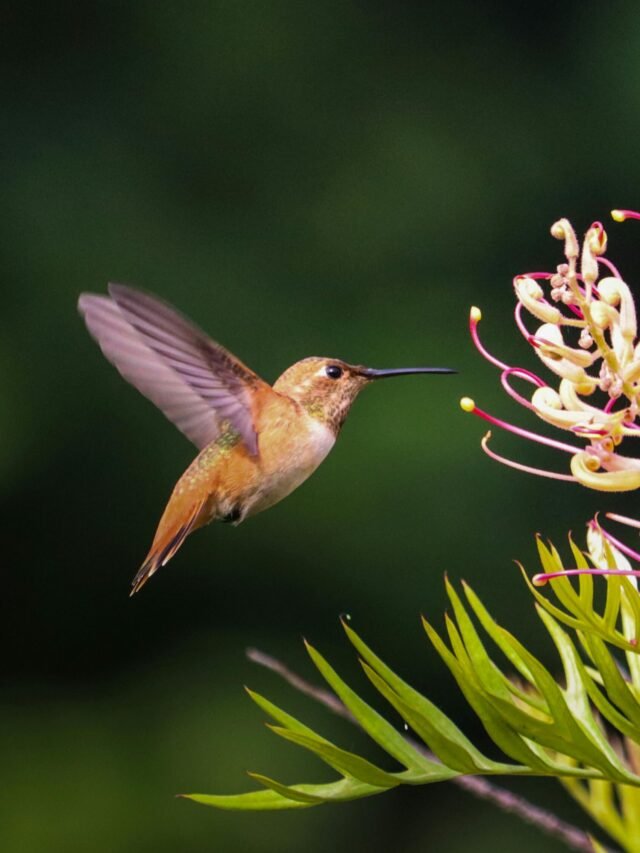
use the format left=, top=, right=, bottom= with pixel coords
left=620, top=576, right=640, bottom=633
left=305, top=641, right=438, bottom=774
left=361, top=660, right=483, bottom=774
left=464, top=579, right=536, bottom=686
left=536, top=536, right=560, bottom=574
left=183, top=775, right=386, bottom=810
left=587, top=779, right=628, bottom=847
left=567, top=646, right=640, bottom=744
left=603, top=575, right=622, bottom=632
left=269, top=726, right=400, bottom=788
left=342, top=621, right=494, bottom=770
left=568, top=535, right=594, bottom=607
left=445, top=580, right=511, bottom=700
left=538, top=608, right=631, bottom=775
left=182, top=789, right=315, bottom=810
left=246, top=688, right=330, bottom=740
left=582, top=635, right=640, bottom=731
left=247, top=773, right=327, bottom=803
left=547, top=575, right=596, bottom=623
left=423, top=619, right=553, bottom=770
left=246, top=688, right=344, bottom=774
left=488, top=625, right=631, bottom=779
left=620, top=577, right=640, bottom=691
left=619, top=780, right=640, bottom=846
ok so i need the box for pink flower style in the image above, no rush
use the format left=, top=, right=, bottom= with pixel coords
left=462, top=210, right=640, bottom=584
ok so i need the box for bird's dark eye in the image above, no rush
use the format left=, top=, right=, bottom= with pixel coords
left=325, top=364, right=343, bottom=380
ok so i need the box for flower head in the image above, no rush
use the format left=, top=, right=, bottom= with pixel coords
left=463, top=211, right=640, bottom=491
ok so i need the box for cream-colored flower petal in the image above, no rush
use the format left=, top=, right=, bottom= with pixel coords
left=537, top=356, right=588, bottom=384
left=531, top=387, right=602, bottom=429
left=586, top=525, right=632, bottom=572
left=558, top=379, right=601, bottom=412
left=532, top=325, right=591, bottom=383
left=514, top=277, right=562, bottom=324
left=598, top=277, right=637, bottom=367
left=571, top=452, right=640, bottom=491
left=536, top=339, right=596, bottom=368
left=598, top=278, right=637, bottom=338
left=599, top=452, right=640, bottom=472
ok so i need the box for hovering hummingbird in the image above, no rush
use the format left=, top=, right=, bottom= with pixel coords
left=79, top=285, right=454, bottom=594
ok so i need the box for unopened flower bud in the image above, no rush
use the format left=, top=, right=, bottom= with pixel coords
left=551, top=219, right=579, bottom=260
left=587, top=221, right=608, bottom=255
left=581, top=237, right=598, bottom=284
left=609, top=379, right=623, bottom=398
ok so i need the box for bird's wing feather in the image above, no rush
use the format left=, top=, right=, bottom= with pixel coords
left=78, top=284, right=269, bottom=454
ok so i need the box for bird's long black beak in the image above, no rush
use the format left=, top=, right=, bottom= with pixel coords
left=358, top=366, right=456, bottom=379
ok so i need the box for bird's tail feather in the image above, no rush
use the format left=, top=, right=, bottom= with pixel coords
left=130, top=500, right=205, bottom=595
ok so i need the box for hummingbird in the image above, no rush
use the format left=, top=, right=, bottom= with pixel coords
left=79, top=284, right=454, bottom=594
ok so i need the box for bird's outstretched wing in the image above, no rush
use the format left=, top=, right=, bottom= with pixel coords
left=78, top=284, right=268, bottom=455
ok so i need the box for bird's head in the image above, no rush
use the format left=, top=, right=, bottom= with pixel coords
left=273, top=357, right=455, bottom=433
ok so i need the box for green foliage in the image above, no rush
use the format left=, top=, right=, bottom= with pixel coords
left=185, top=535, right=640, bottom=852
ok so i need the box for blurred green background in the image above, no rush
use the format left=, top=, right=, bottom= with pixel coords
left=3, top=2, right=640, bottom=850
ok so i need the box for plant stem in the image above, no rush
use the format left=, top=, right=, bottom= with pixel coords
left=246, top=647, right=604, bottom=853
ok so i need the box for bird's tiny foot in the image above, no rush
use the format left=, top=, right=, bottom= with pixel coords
left=220, top=506, right=242, bottom=524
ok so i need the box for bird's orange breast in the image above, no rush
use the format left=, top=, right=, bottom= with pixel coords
left=164, top=389, right=335, bottom=531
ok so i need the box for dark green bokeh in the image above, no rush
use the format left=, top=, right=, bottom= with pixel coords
left=3, top=2, right=640, bottom=850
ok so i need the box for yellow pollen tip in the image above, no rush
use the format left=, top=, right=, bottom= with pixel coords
left=460, top=397, right=476, bottom=413
left=470, top=306, right=482, bottom=322
left=611, top=209, right=626, bottom=222
left=532, top=574, right=548, bottom=587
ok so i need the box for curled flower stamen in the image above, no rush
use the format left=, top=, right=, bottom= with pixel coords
left=500, top=367, right=545, bottom=410
left=459, top=398, right=582, bottom=454
left=480, top=432, right=575, bottom=482
left=588, top=519, right=640, bottom=563
left=469, top=306, right=510, bottom=371
left=606, top=513, right=640, bottom=530
left=598, top=255, right=623, bottom=279
left=532, top=568, right=640, bottom=586
left=515, top=301, right=534, bottom=341
left=530, top=513, right=640, bottom=587
left=611, top=209, right=640, bottom=222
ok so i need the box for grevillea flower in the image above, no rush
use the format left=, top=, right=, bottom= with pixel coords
left=462, top=210, right=640, bottom=491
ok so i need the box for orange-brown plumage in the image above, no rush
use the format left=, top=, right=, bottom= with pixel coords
left=78, top=284, right=453, bottom=594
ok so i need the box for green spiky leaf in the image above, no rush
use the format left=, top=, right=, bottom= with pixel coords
left=190, top=533, right=640, bottom=853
